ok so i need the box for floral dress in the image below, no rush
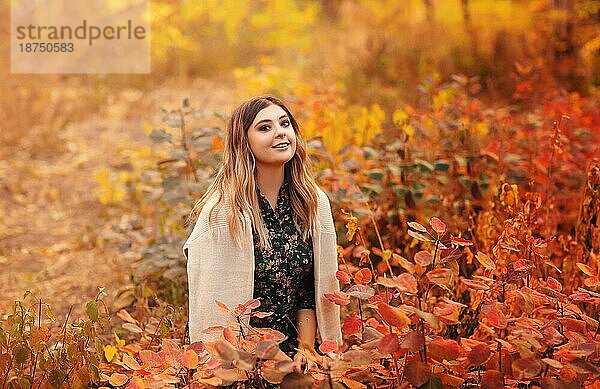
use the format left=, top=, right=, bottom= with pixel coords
left=249, top=180, right=316, bottom=357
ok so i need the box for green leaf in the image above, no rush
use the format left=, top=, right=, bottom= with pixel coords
left=169, top=150, right=187, bottom=160
left=7, top=376, right=31, bottom=389
left=159, top=318, right=170, bottom=337
left=13, top=343, right=30, bottom=364
left=434, top=160, right=450, bottom=171
left=359, top=183, right=382, bottom=197
left=161, top=175, right=182, bottom=190
left=367, top=169, right=385, bottom=181
left=86, top=300, right=99, bottom=322
left=418, top=374, right=443, bottom=389
left=45, top=303, right=56, bottom=322
left=150, top=128, right=172, bottom=143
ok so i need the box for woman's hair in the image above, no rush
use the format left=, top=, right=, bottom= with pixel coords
left=189, top=95, right=319, bottom=249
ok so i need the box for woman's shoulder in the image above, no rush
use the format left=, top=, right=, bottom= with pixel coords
left=186, top=192, right=231, bottom=242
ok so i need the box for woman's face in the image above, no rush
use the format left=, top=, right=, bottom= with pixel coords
left=247, top=104, right=297, bottom=168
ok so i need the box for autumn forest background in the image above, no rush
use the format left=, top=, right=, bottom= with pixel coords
left=1, top=0, right=600, bottom=388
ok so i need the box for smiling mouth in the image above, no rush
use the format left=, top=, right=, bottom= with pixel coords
left=272, top=142, right=290, bottom=149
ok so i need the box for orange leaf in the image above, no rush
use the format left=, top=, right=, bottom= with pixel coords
left=123, top=354, right=141, bottom=370
left=429, top=337, right=461, bottom=361
left=109, top=373, right=129, bottom=387
left=181, top=349, right=199, bottom=369
left=576, top=262, right=597, bottom=277
left=354, top=268, right=372, bottom=285
left=396, top=273, right=418, bottom=294
left=377, top=303, right=410, bottom=329
left=215, top=300, right=231, bottom=315
left=126, top=378, right=145, bottom=389
left=117, top=309, right=138, bottom=325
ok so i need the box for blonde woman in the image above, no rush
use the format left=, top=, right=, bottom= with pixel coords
left=183, top=95, right=342, bottom=360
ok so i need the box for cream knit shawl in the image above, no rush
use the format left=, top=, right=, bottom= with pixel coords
left=183, top=186, right=343, bottom=346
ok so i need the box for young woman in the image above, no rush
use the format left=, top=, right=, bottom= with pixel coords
left=183, top=95, right=342, bottom=359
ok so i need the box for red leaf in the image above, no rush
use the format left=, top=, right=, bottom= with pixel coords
left=377, top=303, right=411, bottom=329
left=481, top=370, right=503, bottom=389
left=244, top=299, right=261, bottom=310
left=324, top=291, right=351, bottom=306
left=546, top=277, right=562, bottom=292
left=346, top=285, right=376, bottom=299
left=404, top=360, right=431, bottom=387
left=414, top=250, right=433, bottom=266
left=426, top=268, right=453, bottom=286
left=377, top=333, right=400, bottom=354
left=319, top=340, right=339, bottom=354
left=342, top=314, right=362, bottom=337
left=462, top=278, right=490, bottom=291
left=354, top=268, right=372, bottom=285
left=451, top=235, right=473, bottom=246
left=468, top=343, right=491, bottom=366
left=401, top=330, right=425, bottom=352
left=336, top=270, right=351, bottom=285
left=255, top=340, right=279, bottom=359
left=512, top=357, right=542, bottom=379
left=429, top=217, right=447, bottom=235
left=407, top=221, right=427, bottom=232
left=428, top=337, right=461, bottom=362
left=485, top=306, right=508, bottom=329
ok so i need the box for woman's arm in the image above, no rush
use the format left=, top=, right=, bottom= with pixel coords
left=296, top=308, right=317, bottom=346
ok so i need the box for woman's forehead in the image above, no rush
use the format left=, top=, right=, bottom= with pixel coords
left=251, top=104, right=288, bottom=127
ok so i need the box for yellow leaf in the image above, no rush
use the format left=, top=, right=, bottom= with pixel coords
left=104, top=345, right=117, bottom=363
left=476, top=251, right=496, bottom=270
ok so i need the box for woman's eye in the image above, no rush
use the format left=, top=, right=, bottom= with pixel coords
left=259, top=125, right=270, bottom=131
left=281, top=120, right=290, bottom=127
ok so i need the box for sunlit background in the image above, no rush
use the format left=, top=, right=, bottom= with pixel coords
left=1, top=0, right=598, bottom=318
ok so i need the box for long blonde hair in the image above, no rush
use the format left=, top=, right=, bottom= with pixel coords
left=189, top=95, right=319, bottom=249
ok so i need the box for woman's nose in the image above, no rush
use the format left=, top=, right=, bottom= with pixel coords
left=274, top=123, right=286, bottom=138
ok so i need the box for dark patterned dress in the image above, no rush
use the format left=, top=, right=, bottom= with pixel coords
left=249, top=180, right=316, bottom=357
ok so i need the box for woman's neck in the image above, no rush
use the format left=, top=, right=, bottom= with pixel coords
left=255, top=165, right=285, bottom=210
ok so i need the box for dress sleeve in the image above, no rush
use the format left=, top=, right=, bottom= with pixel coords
left=298, top=253, right=316, bottom=310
